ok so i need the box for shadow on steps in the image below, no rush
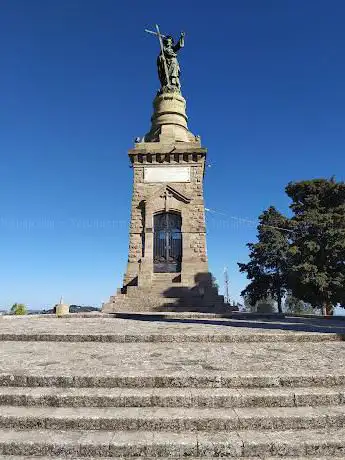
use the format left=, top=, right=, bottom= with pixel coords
left=113, top=312, right=345, bottom=337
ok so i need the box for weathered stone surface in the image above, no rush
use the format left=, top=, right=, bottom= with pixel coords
left=0, top=456, right=337, bottom=460
left=2, top=314, right=344, bottom=341
left=1, top=428, right=345, bottom=457
left=54, top=303, right=69, bottom=317
left=0, top=315, right=345, bottom=457
left=1, top=385, right=344, bottom=409
left=103, top=88, right=223, bottom=312
left=145, top=91, right=195, bottom=142
left=1, top=404, right=345, bottom=432
left=1, top=329, right=345, bottom=384
left=196, top=431, right=242, bottom=457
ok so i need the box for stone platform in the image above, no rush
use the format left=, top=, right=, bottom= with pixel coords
left=102, top=285, right=225, bottom=313
left=0, top=313, right=345, bottom=458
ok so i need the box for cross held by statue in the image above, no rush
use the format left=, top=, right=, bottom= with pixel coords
left=145, top=24, right=171, bottom=87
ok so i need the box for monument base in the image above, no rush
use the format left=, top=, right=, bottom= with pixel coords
left=144, top=92, right=196, bottom=143
left=104, top=86, right=222, bottom=314
left=102, top=273, right=226, bottom=313
left=102, top=276, right=228, bottom=313
left=102, top=294, right=226, bottom=314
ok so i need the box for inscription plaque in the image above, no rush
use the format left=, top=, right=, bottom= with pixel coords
left=144, top=166, right=190, bottom=183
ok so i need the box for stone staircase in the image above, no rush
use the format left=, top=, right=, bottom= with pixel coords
left=0, top=313, right=345, bottom=458
left=103, top=272, right=225, bottom=313
left=104, top=290, right=225, bottom=313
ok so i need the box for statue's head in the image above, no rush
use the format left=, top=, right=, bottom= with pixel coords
left=163, top=35, right=174, bottom=46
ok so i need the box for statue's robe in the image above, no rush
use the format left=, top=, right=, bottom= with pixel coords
left=157, top=38, right=184, bottom=88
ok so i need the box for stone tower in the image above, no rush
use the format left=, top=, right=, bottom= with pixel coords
left=103, top=31, right=223, bottom=312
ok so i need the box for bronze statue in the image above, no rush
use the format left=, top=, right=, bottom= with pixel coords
left=157, top=32, right=185, bottom=90
left=145, top=25, right=185, bottom=93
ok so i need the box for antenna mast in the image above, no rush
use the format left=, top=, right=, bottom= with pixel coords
left=224, top=266, right=230, bottom=304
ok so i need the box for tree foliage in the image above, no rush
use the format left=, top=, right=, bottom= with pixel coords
left=238, top=206, right=291, bottom=313
left=283, top=292, right=314, bottom=315
left=239, top=178, right=345, bottom=315
left=256, top=299, right=277, bottom=313
left=242, top=294, right=256, bottom=313
left=10, top=303, right=27, bottom=315
left=286, top=178, right=345, bottom=315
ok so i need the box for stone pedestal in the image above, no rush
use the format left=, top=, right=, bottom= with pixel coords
left=55, top=303, right=69, bottom=316
left=103, top=90, right=224, bottom=313
left=145, top=92, right=195, bottom=143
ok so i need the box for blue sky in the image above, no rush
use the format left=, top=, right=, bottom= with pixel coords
left=0, top=0, right=344, bottom=310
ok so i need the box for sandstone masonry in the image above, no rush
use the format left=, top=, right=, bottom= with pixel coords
left=103, top=91, right=223, bottom=312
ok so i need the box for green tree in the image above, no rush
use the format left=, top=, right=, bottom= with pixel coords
left=256, top=299, right=277, bottom=313
left=286, top=178, right=345, bottom=315
left=238, top=206, right=291, bottom=313
left=10, top=303, right=27, bottom=315
left=283, top=292, right=314, bottom=315
left=211, top=276, right=219, bottom=290
left=242, top=294, right=277, bottom=313
left=242, top=294, right=256, bottom=313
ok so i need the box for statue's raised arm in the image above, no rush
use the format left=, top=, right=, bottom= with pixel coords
left=173, top=31, right=185, bottom=52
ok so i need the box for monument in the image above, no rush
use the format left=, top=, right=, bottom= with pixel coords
left=103, top=26, right=224, bottom=312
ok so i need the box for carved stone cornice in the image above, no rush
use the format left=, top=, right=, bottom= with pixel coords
left=129, top=146, right=207, bottom=165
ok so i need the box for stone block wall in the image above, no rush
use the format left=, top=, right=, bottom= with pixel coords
left=122, top=143, right=209, bottom=291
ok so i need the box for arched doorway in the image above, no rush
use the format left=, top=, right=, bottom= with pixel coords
left=153, top=212, right=182, bottom=273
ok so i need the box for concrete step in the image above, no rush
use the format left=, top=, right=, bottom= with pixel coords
left=0, top=458, right=337, bottom=460
left=0, top=455, right=339, bottom=460
left=0, top=386, right=344, bottom=408
left=0, top=331, right=343, bottom=342
left=110, top=310, right=345, bottom=324
left=0, top=404, right=344, bottom=431
left=1, top=373, right=345, bottom=389
left=2, top=311, right=345, bottom=321
left=0, top=428, right=345, bottom=457
left=2, top=314, right=345, bottom=339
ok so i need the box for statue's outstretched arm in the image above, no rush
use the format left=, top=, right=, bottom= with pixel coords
left=173, top=32, right=185, bottom=52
